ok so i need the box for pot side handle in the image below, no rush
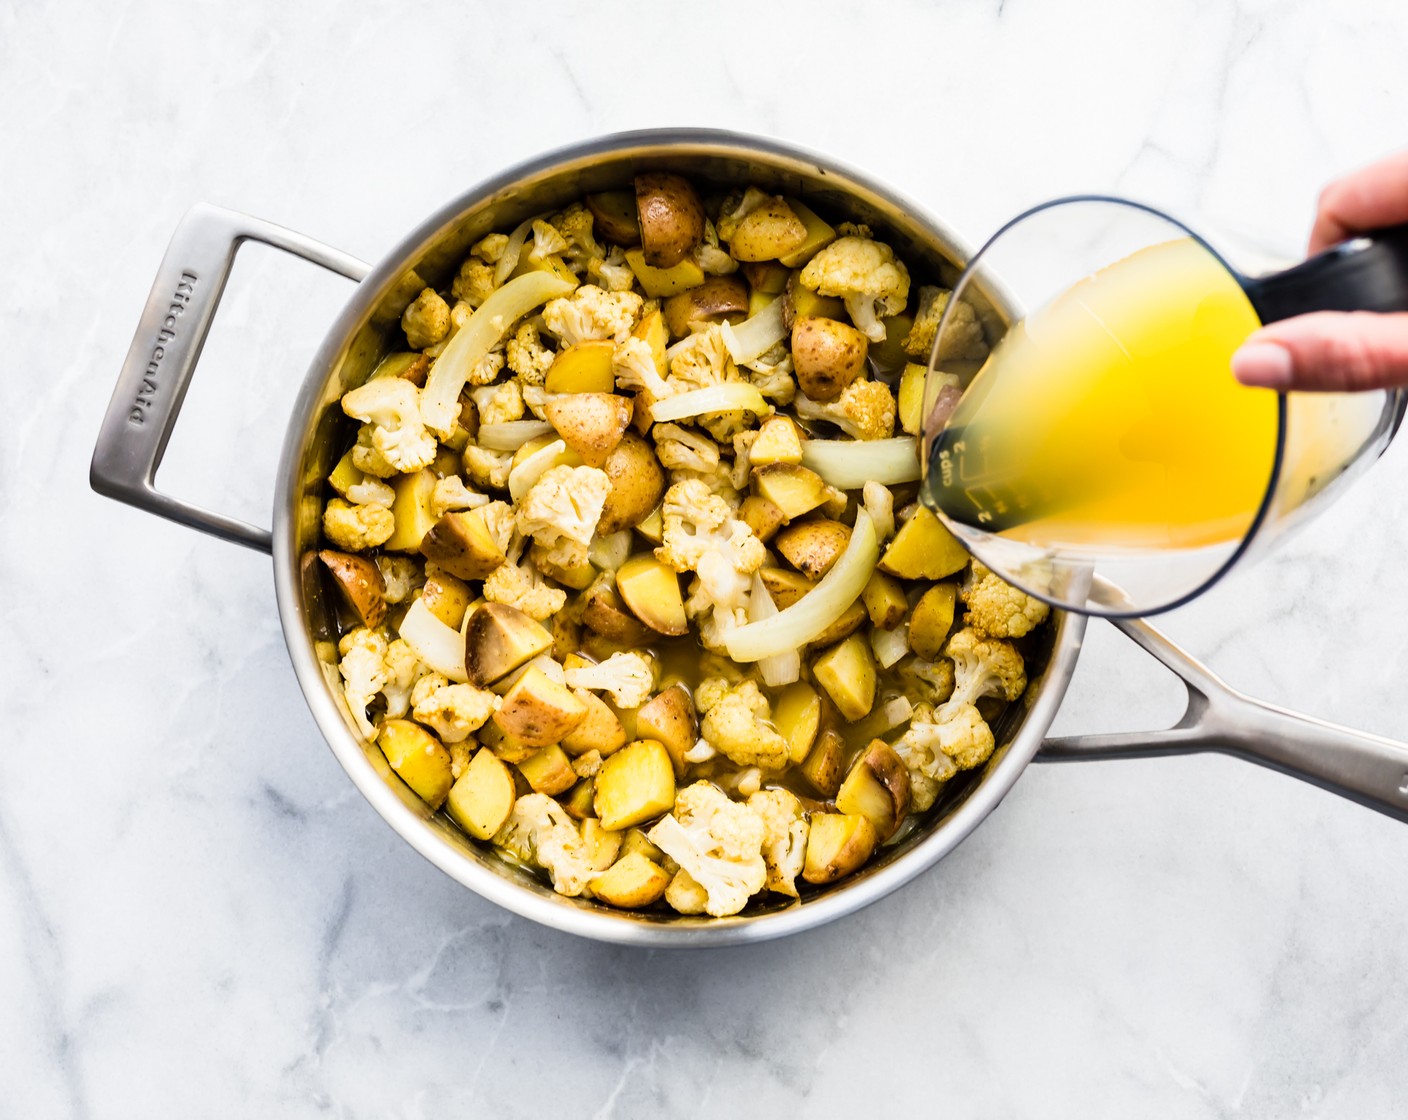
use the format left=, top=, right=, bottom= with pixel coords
left=1037, top=619, right=1408, bottom=824
left=90, top=204, right=370, bottom=552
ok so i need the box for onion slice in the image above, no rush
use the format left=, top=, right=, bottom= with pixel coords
left=476, top=420, right=554, bottom=451
left=649, top=382, right=771, bottom=423
left=493, top=214, right=545, bottom=287
left=421, top=271, right=577, bottom=437
left=749, top=575, right=801, bottom=687
left=399, top=597, right=469, bottom=682
left=720, top=298, right=787, bottom=365
left=507, top=438, right=581, bottom=501
left=725, top=511, right=879, bottom=663
left=800, top=437, right=920, bottom=490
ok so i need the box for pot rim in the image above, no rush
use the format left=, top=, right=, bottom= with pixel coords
left=271, top=128, right=1087, bottom=947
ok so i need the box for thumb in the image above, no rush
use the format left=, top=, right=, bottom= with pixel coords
left=1231, top=311, right=1408, bottom=392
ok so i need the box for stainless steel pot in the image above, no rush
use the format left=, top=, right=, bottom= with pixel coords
left=91, top=130, right=1408, bottom=947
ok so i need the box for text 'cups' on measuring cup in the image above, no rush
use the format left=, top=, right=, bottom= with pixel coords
left=919, top=196, right=1408, bottom=618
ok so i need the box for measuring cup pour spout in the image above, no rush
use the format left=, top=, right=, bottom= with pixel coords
left=1241, top=223, right=1408, bottom=322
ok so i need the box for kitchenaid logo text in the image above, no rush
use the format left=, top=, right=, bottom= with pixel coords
left=128, top=270, right=198, bottom=425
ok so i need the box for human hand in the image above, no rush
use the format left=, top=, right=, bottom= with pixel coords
left=1232, top=149, right=1408, bottom=392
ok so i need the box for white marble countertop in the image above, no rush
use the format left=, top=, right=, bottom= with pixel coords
left=5, top=1, right=1408, bottom=1115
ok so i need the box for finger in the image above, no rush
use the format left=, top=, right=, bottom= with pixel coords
left=1309, top=150, right=1408, bottom=253
left=1231, top=311, right=1408, bottom=392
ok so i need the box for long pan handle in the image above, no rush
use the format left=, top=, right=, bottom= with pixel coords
left=1037, top=619, right=1408, bottom=824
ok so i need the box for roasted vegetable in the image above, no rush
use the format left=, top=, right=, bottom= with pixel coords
left=594, top=739, right=677, bottom=831
left=635, top=173, right=705, bottom=268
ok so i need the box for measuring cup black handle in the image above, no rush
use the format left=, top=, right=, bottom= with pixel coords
left=1243, top=223, right=1408, bottom=323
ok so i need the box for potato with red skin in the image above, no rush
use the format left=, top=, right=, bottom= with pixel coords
left=792, top=316, right=869, bottom=402
left=634, top=173, right=705, bottom=268
left=663, top=276, right=750, bottom=337
left=319, top=550, right=387, bottom=627
left=585, top=191, right=641, bottom=246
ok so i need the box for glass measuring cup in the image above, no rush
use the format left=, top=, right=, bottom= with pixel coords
left=920, top=196, right=1408, bottom=617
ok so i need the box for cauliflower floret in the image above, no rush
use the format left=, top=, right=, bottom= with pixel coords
left=746, top=789, right=809, bottom=898
left=462, top=444, right=513, bottom=491
left=410, top=673, right=500, bottom=743
left=381, top=638, right=426, bottom=718
left=375, top=555, right=424, bottom=604
left=516, top=465, right=611, bottom=549
left=337, top=628, right=390, bottom=738
left=401, top=287, right=450, bottom=350
left=477, top=500, right=523, bottom=560
left=665, top=868, right=711, bottom=914
left=528, top=218, right=569, bottom=262
left=571, top=749, right=604, bottom=779
left=656, top=480, right=766, bottom=630
left=471, top=232, right=509, bottom=264
left=563, top=651, right=656, bottom=709
left=553, top=203, right=605, bottom=271
left=463, top=348, right=507, bottom=389
left=715, top=187, right=771, bottom=242
left=698, top=679, right=790, bottom=769
left=588, top=246, right=636, bottom=292
left=542, top=285, right=643, bottom=346
left=900, top=657, right=956, bottom=705
left=323, top=498, right=394, bottom=551
left=943, top=627, right=1027, bottom=714
left=506, top=321, right=556, bottom=386
left=745, top=351, right=798, bottom=405
left=667, top=324, right=738, bottom=392
left=430, top=475, right=489, bottom=519
left=340, top=378, right=437, bottom=472
left=346, top=475, right=395, bottom=509
left=351, top=423, right=398, bottom=478
left=653, top=423, right=721, bottom=472
left=669, top=464, right=743, bottom=509
left=794, top=379, right=896, bottom=440
left=482, top=561, right=566, bottom=621
left=613, top=335, right=672, bottom=401
left=903, top=286, right=989, bottom=362
left=493, top=793, right=596, bottom=897
left=961, top=563, right=1050, bottom=639
left=471, top=381, right=525, bottom=426
left=799, top=236, right=911, bottom=342
left=892, top=702, right=995, bottom=812
left=647, top=782, right=767, bottom=917
left=451, top=256, right=497, bottom=307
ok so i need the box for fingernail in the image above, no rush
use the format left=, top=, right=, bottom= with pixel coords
left=1232, top=342, right=1294, bottom=389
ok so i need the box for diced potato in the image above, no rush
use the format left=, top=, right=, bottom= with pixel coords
left=776, top=200, right=838, bottom=268
left=739, top=495, right=785, bottom=543
left=862, top=570, right=908, bottom=630
left=773, top=681, right=821, bottom=765
left=813, top=632, right=877, bottom=721
left=835, top=740, right=911, bottom=841
left=752, top=463, right=829, bottom=520
left=384, top=468, right=439, bottom=552
left=873, top=315, right=916, bottom=376
left=562, top=689, right=629, bottom=757
left=581, top=578, right=649, bottom=644
left=802, top=813, right=877, bottom=884
left=748, top=288, right=778, bottom=317
left=585, top=191, right=641, bottom=246
left=593, top=739, right=677, bottom=831
left=799, top=727, right=846, bottom=796
left=807, top=599, right=868, bottom=649
left=581, top=818, right=623, bottom=872
left=750, top=415, right=805, bottom=466
left=635, top=172, right=705, bottom=269
left=616, top=554, right=688, bottom=636
left=422, top=570, right=473, bottom=630
left=759, top=566, right=815, bottom=608
left=516, top=743, right=578, bottom=795
left=378, top=719, right=454, bottom=809
left=562, top=776, right=597, bottom=820
left=327, top=449, right=361, bottom=498
left=775, top=519, right=851, bottom=579
left=420, top=508, right=506, bottom=581
left=544, top=340, right=616, bottom=394
left=898, top=362, right=926, bottom=435
left=792, top=316, right=869, bottom=402
left=784, top=272, right=844, bottom=326
left=529, top=540, right=595, bottom=591
left=634, top=685, right=697, bottom=777
left=543, top=392, right=633, bottom=468
left=663, top=276, right=749, bottom=338
left=510, top=248, right=578, bottom=287
left=632, top=307, right=668, bottom=374
left=465, top=603, right=555, bottom=686
left=477, top=719, right=539, bottom=765
left=598, top=434, right=666, bottom=534
left=909, top=583, right=958, bottom=661
left=493, top=667, right=589, bottom=748
left=591, top=851, right=671, bottom=909
left=726, top=196, right=808, bottom=262
left=635, top=504, right=664, bottom=544
left=624, top=248, right=706, bottom=298
left=446, top=748, right=517, bottom=839
left=742, top=261, right=791, bottom=294
left=621, top=827, right=665, bottom=863
left=879, top=507, right=969, bottom=580
left=319, top=550, right=387, bottom=628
